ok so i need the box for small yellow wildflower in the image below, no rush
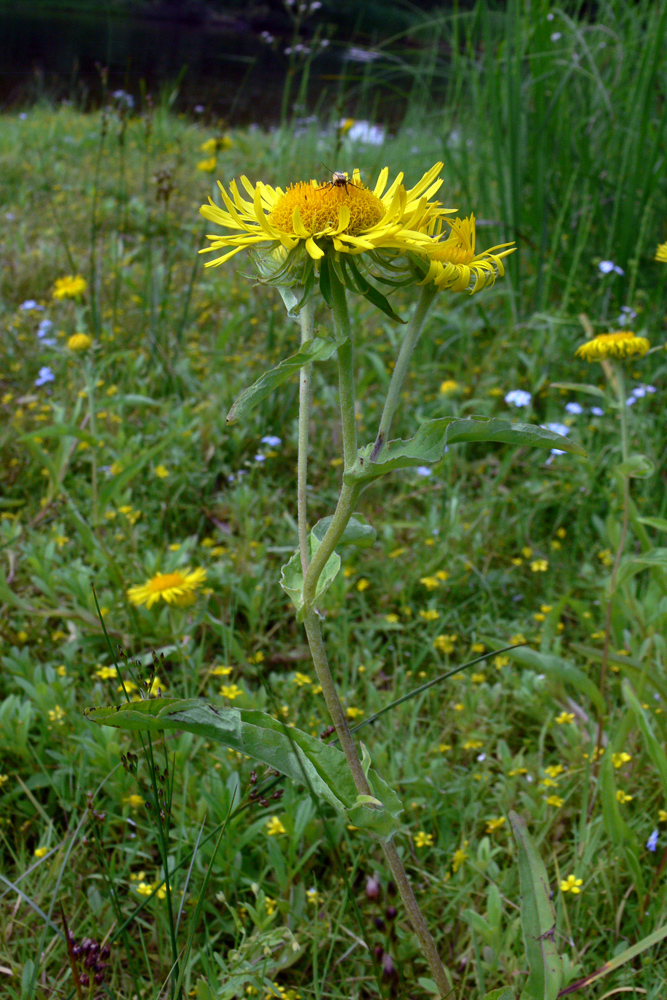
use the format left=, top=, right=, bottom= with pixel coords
left=346, top=706, right=364, bottom=719
left=439, top=379, right=459, bottom=394
left=437, top=742, right=452, bottom=753
left=414, top=831, right=434, bottom=848
left=127, top=567, right=207, bottom=608
left=471, top=642, right=486, bottom=654
left=266, top=816, right=287, bottom=836
left=154, top=465, right=170, bottom=478
left=200, top=136, right=233, bottom=155
left=598, top=549, right=613, bottom=566
left=546, top=795, right=564, bottom=807
left=356, top=578, right=370, bottom=592
left=493, top=654, right=509, bottom=670
left=659, top=810, right=667, bottom=823
left=0, top=775, right=9, bottom=787
left=209, top=665, right=233, bottom=676
left=485, top=817, right=506, bottom=834
left=531, top=559, right=548, bottom=572
left=53, top=275, right=87, bottom=299
left=463, top=739, right=483, bottom=750
left=67, top=333, right=92, bottom=352
left=612, top=752, right=631, bottom=769
left=420, top=576, right=440, bottom=590
left=56, top=665, right=67, bottom=677
left=419, top=609, right=440, bottom=621
left=123, top=794, right=145, bottom=809
left=616, top=790, right=633, bottom=804
left=34, top=847, right=49, bottom=859
left=306, top=887, right=322, bottom=905
left=48, top=705, right=65, bottom=725
left=555, top=711, right=575, bottom=725
left=560, top=874, right=583, bottom=894
left=384, top=613, right=400, bottom=624
left=197, top=156, right=218, bottom=173
left=452, top=844, right=468, bottom=872
left=544, top=764, right=564, bottom=778
left=435, top=570, right=449, bottom=581
left=471, top=673, right=486, bottom=684
left=95, top=665, right=118, bottom=680
left=247, top=651, right=265, bottom=664
left=508, top=767, right=528, bottom=777
left=575, top=331, right=650, bottom=361
left=388, top=547, right=406, bottom=558
left=433, top=633, right=457, bottom=654
left=220, top=684, right=242, bottom=700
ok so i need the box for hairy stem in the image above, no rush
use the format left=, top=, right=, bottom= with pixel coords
left=297, top=297, right=316, bottom=575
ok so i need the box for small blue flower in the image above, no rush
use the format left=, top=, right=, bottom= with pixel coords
left=254, top=453, right=266, bottom=463
left=37, top=319, right=53, bottom=338
left=599, top=260, right=624, bottom=275
left=631, top=384, right=656, bottom=399
left=261, top=435, right=282, bottom=447
left=505, top=390, right=531, bottom=408
left=647, top=829, right=659, bottom=852
left=35, top=366, right=55, bottom=386
left=544, top=422, right=569, bottom=437
left=590, top=407, right=604, bottom=417
left=20, top=300, right=43, bottom=311
left=565, top=402, right=583, bottom=415
left=416, top=466, right=432, bottom=477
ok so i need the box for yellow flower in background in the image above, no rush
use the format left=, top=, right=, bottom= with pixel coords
left=421, top=215, right=515, bottom=294
left=34, top=846, right=49, bottom=859
left=560, top=874, right=583, bottom=894
left=575, top=331, right=650, bottom=361
left=95, top=665, right=117, bottom=680
left=655, top=242, right=667, bottom=263
left=53, top=275, right=87, bottom=299
left=414, top=831, right=434, bottom=848
left=439, top=379, right=459, bottom=394
left=612, top=752, right=631, bottom=768
left=220, top=684, right=242, bottom=700
left=200, top=136, right=233, bottom=155
left=127, top=567, right=207, bottom=608
left=154, top=465, right=170, bottom=478
left=200, top=163, right=451, bottom=265
left=266, top=816, right=287, bottom=836
left=555, top=711, right=575, bottom=724
left=485, top=816, right=506, bottom=833
left=67, top=333, right=92, bottom=352
left=197, top=157, right=218, bottom=173
left=123, top=794, right=145, bottom=809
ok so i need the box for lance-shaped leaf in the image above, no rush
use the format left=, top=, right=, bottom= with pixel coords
left=509, top=811, right=562, bottom=1000
left=84, top=699, right=402, bottom=837
left=344, top=417, right=585, bottom=486
left=280, top=514, right=375, bottom=617
left=226, top=335, right=338, bottom=424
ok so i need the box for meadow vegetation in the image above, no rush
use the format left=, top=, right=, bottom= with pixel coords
left=1, top=0, right=667, bottom=997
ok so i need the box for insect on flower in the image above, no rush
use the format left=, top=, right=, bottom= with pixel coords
left=318, top=168, right=359, bottom=195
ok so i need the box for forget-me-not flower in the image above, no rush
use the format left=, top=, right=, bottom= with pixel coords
left=505, top=390, right=532, bottom=408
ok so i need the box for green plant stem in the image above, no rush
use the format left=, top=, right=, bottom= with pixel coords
left=297, top=297, right=316, bottom=575
left=329, top=271, right=357, bottom=468
left=302, top=608, right=449, bottom=996
left=371, top=282, right=438, bottom=461
left=297, top=268, right=449, bottom=999
left=82, top=356, right=99, bottom=527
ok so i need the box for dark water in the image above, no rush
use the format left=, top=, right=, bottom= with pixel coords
left=0, top=4, right=413, bottom=126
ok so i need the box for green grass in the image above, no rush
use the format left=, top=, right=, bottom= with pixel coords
left=2, top=1, right=667, bottom=996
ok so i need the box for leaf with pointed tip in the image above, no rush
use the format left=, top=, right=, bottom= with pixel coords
left=84, top=699, right=402, bottom=837
left=226, top=335, right=338, bottom=424
left=344, top=417, right=585, bottom=485
left=509, top=811, right=562, bottom=1000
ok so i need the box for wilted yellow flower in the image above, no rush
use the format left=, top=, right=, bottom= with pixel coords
left=127, top=567, right=207, bottom=608
left=420, top=215, right=515, bottom=294
left=200, top=164, right=451, bottom=265
left=67, top=333, right=92, bottom=352
left=575, top=331, right=650, bottom=361
left=53, top=275, right=87, bottom=299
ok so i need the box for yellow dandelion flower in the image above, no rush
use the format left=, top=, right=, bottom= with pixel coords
left=127, top=567, right=207, bottom=608
left=655, top=242, right=667, bottom=263
left=67, top=333, right=92, bottom=352
left=575, top=331, right=650, bottom=361
left=199, top=163, right=451, bottom=265
left=439, top=379, right=459, bottom=394
left=414, top=831, right=434, bottom=848
left=53, top=275, right=87, bottom=299
left=560, top=874, right=583, bottom=894
left=420, top=214, right=515, bottom=294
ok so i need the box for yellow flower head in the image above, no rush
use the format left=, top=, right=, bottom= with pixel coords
left=420, top=215, right=515, bottom=294
left=655, top=242, right=667, bottom=263
left=575, top=331, right=650, bottom=361
left=52, top=275, right=87, bottom=300
left=560, top=874, right=583, bottom=894
left=127, top=567, right=207, bottom=609
left=199, top=164, right=452, bottom=266
left=67, top=333, right=92, bottom=352
left=197, top=157, right=218, bottom=173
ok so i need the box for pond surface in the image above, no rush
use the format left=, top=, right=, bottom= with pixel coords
left=0, top=4, right=416, bottom=126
